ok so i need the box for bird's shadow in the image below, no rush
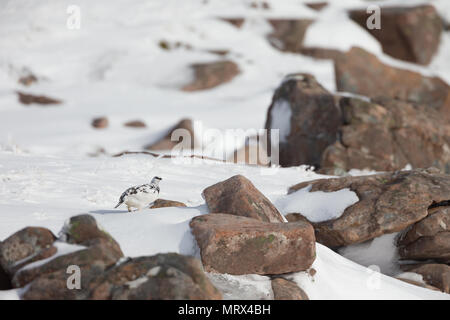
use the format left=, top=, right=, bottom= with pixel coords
left=89, top=209, right=128, bottom=215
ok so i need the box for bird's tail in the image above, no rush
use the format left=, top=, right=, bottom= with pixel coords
left=114, top=201, right=123, bottom=209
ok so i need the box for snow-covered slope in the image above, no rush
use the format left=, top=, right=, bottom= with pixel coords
left=0, top=0, right=449, bottom=300
left=0, top=152, right=448, bottom=300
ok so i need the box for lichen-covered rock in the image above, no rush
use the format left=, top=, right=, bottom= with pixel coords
left=0, top=227, right=56, bottom=276
left=271, top=278, right=309, bottom=300
left=288, top=169, right=450, bottom=247
left=190, top=214, right=316, bottom=275
left=89, top=253, right=222, bottom=300
left=59, top=214, right=123, bottom=257
left=202, top=175, right=284, bottom=223
left=349, top=5, right=443, bottom=65
left=182, top=60, right=239, bottom=91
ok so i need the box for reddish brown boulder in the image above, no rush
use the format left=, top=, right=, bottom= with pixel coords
left=264, top=73, right=450, bottom=172
left=267, top=20, right=314, bottom=52
left=265, top=17, right=346, bottom=62
left=334, top=47, right=450, bottom=117
left=12, top=237, right=123, bottom=288
left=320, top=96, right=450, bottom=174
left=89, top=253, right=222, bottom=300
left=22, top=263, right=107, bottom=300
left=145, top=118, right=196, bottom=151
left=0, top=227, right=56, bottom=276
left=288, top=169, right=450, bottom=247
left=17, top=92, right=61, bottom=105
left=92, top=117, right=109, bottom=129
left=305, top=2, right=328, bottom=11
left=124, top=120, right=146, bottom=128
left=190, top=214, right=316, bottom=275
left=12, top=214, right=124, bottom=288
left=17, top=219, right=216, bottom=300
left=271, top=278, right=309, bottom=300
left=398, top=232, right=450, bottom=263
left=150, top=199, right=187, bottom=209
left=264, top=73, right=341, bottom=168
left=401, top=264, right=450, bottom=293
left=221, top=18, right=245, bottom=28
left=182, top=61, right=239, bottom=91
left=398, top=206, right=450, bottom=262
left=298, top=47, right=344, bottom=61
left=349, top=5, right=443, bottom=65
left=399, top=206, right=450, bottom=246
left=202, top=175, right=284, bottom=223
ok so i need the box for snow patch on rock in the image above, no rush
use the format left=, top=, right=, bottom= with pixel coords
left=269, top=99, right=291, bottom=143
left=277, top=185, right=359, bottom=223
left=339, top=232, right=401, bottom=276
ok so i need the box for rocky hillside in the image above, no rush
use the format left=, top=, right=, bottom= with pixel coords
left=0, top=0, right=449, bottom=300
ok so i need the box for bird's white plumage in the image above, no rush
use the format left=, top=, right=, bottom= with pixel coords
left=115, top=177, right=162, bottom=212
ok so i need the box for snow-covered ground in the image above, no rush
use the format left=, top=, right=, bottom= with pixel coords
left=0, top=0, right=449, bottom=299
left=0, top=152, right=448, bottom=300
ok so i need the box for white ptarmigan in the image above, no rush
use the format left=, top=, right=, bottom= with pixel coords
left=114, top=176, right=162, bottom=212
